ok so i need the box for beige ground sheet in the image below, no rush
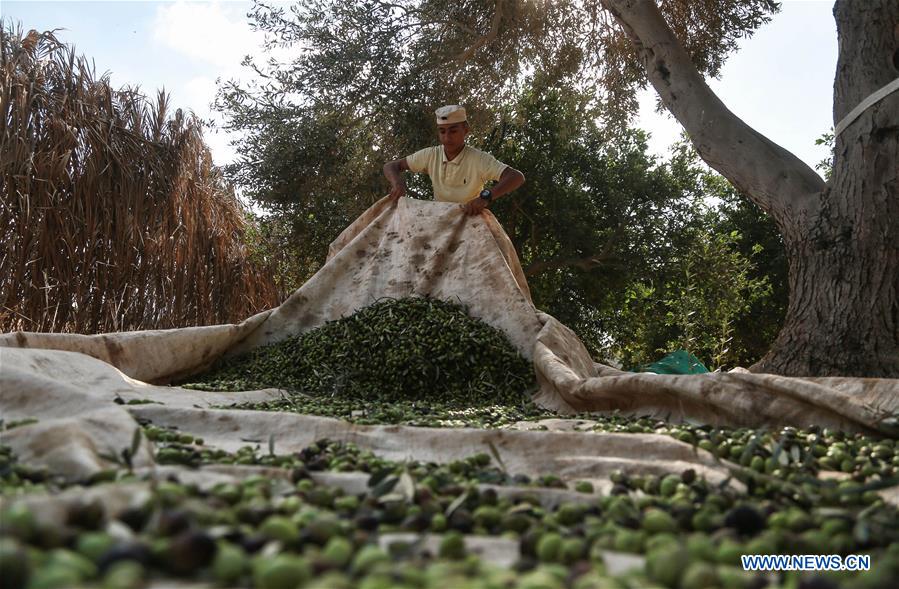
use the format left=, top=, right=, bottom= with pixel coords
left=2, top=196, right=898, bottom=490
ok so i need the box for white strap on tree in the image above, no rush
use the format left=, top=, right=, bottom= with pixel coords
left=834, top=77, right=899, bottom=137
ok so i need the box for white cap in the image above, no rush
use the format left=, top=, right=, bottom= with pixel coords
left=435, top=105, right=467, bottom=125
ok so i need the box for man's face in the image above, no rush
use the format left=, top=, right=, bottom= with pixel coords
left=437, top=122, right=469, bottom=151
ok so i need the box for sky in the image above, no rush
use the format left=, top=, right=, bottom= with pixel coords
left=2, top=0, right=838, bottom=175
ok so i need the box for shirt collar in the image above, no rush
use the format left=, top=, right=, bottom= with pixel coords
left=441, top=145, right=467, bottom=165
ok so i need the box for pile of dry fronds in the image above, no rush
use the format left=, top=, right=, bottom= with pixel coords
left=0, top=26, right=283, bottom=334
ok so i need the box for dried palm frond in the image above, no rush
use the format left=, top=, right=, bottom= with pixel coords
left=1, top=25, right=282, bottom=334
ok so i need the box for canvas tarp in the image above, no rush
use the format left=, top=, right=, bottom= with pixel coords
left=1, top=196, right=898, bottom=485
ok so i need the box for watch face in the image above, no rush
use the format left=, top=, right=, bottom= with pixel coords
left=480, top=190, right=491, bottom=200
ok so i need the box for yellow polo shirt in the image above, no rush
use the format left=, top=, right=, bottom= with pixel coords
left=406, top=145, right=508, bottom=203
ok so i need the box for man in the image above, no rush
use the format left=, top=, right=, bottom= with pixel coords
left=383, top=105, right=525, bottom=216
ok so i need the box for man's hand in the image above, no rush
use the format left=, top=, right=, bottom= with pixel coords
left=384, top=158, right=410, bottom=202
left=459, top=168, right=525, bottom=216
left=388, top=182, right=407, bottom=201
left=460, top=198, right=489, bottom=216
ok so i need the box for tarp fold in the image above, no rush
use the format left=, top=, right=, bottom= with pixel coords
left=2, top=197, right=897, bottom=483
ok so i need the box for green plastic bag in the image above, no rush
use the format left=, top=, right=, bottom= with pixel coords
left=639, top=349, right=709, bottom=375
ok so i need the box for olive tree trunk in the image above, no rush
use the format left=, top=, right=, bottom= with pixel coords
left=603, top=0, right=899, bottom=377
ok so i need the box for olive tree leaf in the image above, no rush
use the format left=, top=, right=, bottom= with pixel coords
left=130, top=427, right=142, bottom=457
left=398, top=470, right=416, bottom=502
left=485, top=440, right=507, bottom=474
left=370, top=476, right=400, bottom=498
left=445, top=490, right=469, bottom=518
left=367, top=466, right=395, bottom=489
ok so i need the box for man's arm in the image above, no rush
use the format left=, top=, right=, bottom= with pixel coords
left=461, top=166, right=525, bottom=216
left=490, top=166, right=525, bottom=202
left=383, top=158, right=410, bottom=200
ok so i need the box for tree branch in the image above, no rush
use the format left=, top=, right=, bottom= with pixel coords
left=524, top=253, right=612, bottom=277
left=456, top=0, right=505, bottom=63
left=601, top=0, right=825, bottom=233
left=524, top=218, right=627, bottom=278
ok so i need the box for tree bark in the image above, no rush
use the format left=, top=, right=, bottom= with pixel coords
left=758, top=0, right=899, bottom=377
left=603, top=0, right=899, bottom=376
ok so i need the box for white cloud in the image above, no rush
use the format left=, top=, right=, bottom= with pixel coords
left=182, top=75, right=240, bottom=165
left=152, top=1, right=261, bottom=71
left=182, top=75, right=218, bottom=115
left=151, top=0, right=259, bottom=163
left=150, top=1, right=299, bottom=167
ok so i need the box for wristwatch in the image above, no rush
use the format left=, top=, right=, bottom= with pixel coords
left=479, top=189, right=493, bottom=203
